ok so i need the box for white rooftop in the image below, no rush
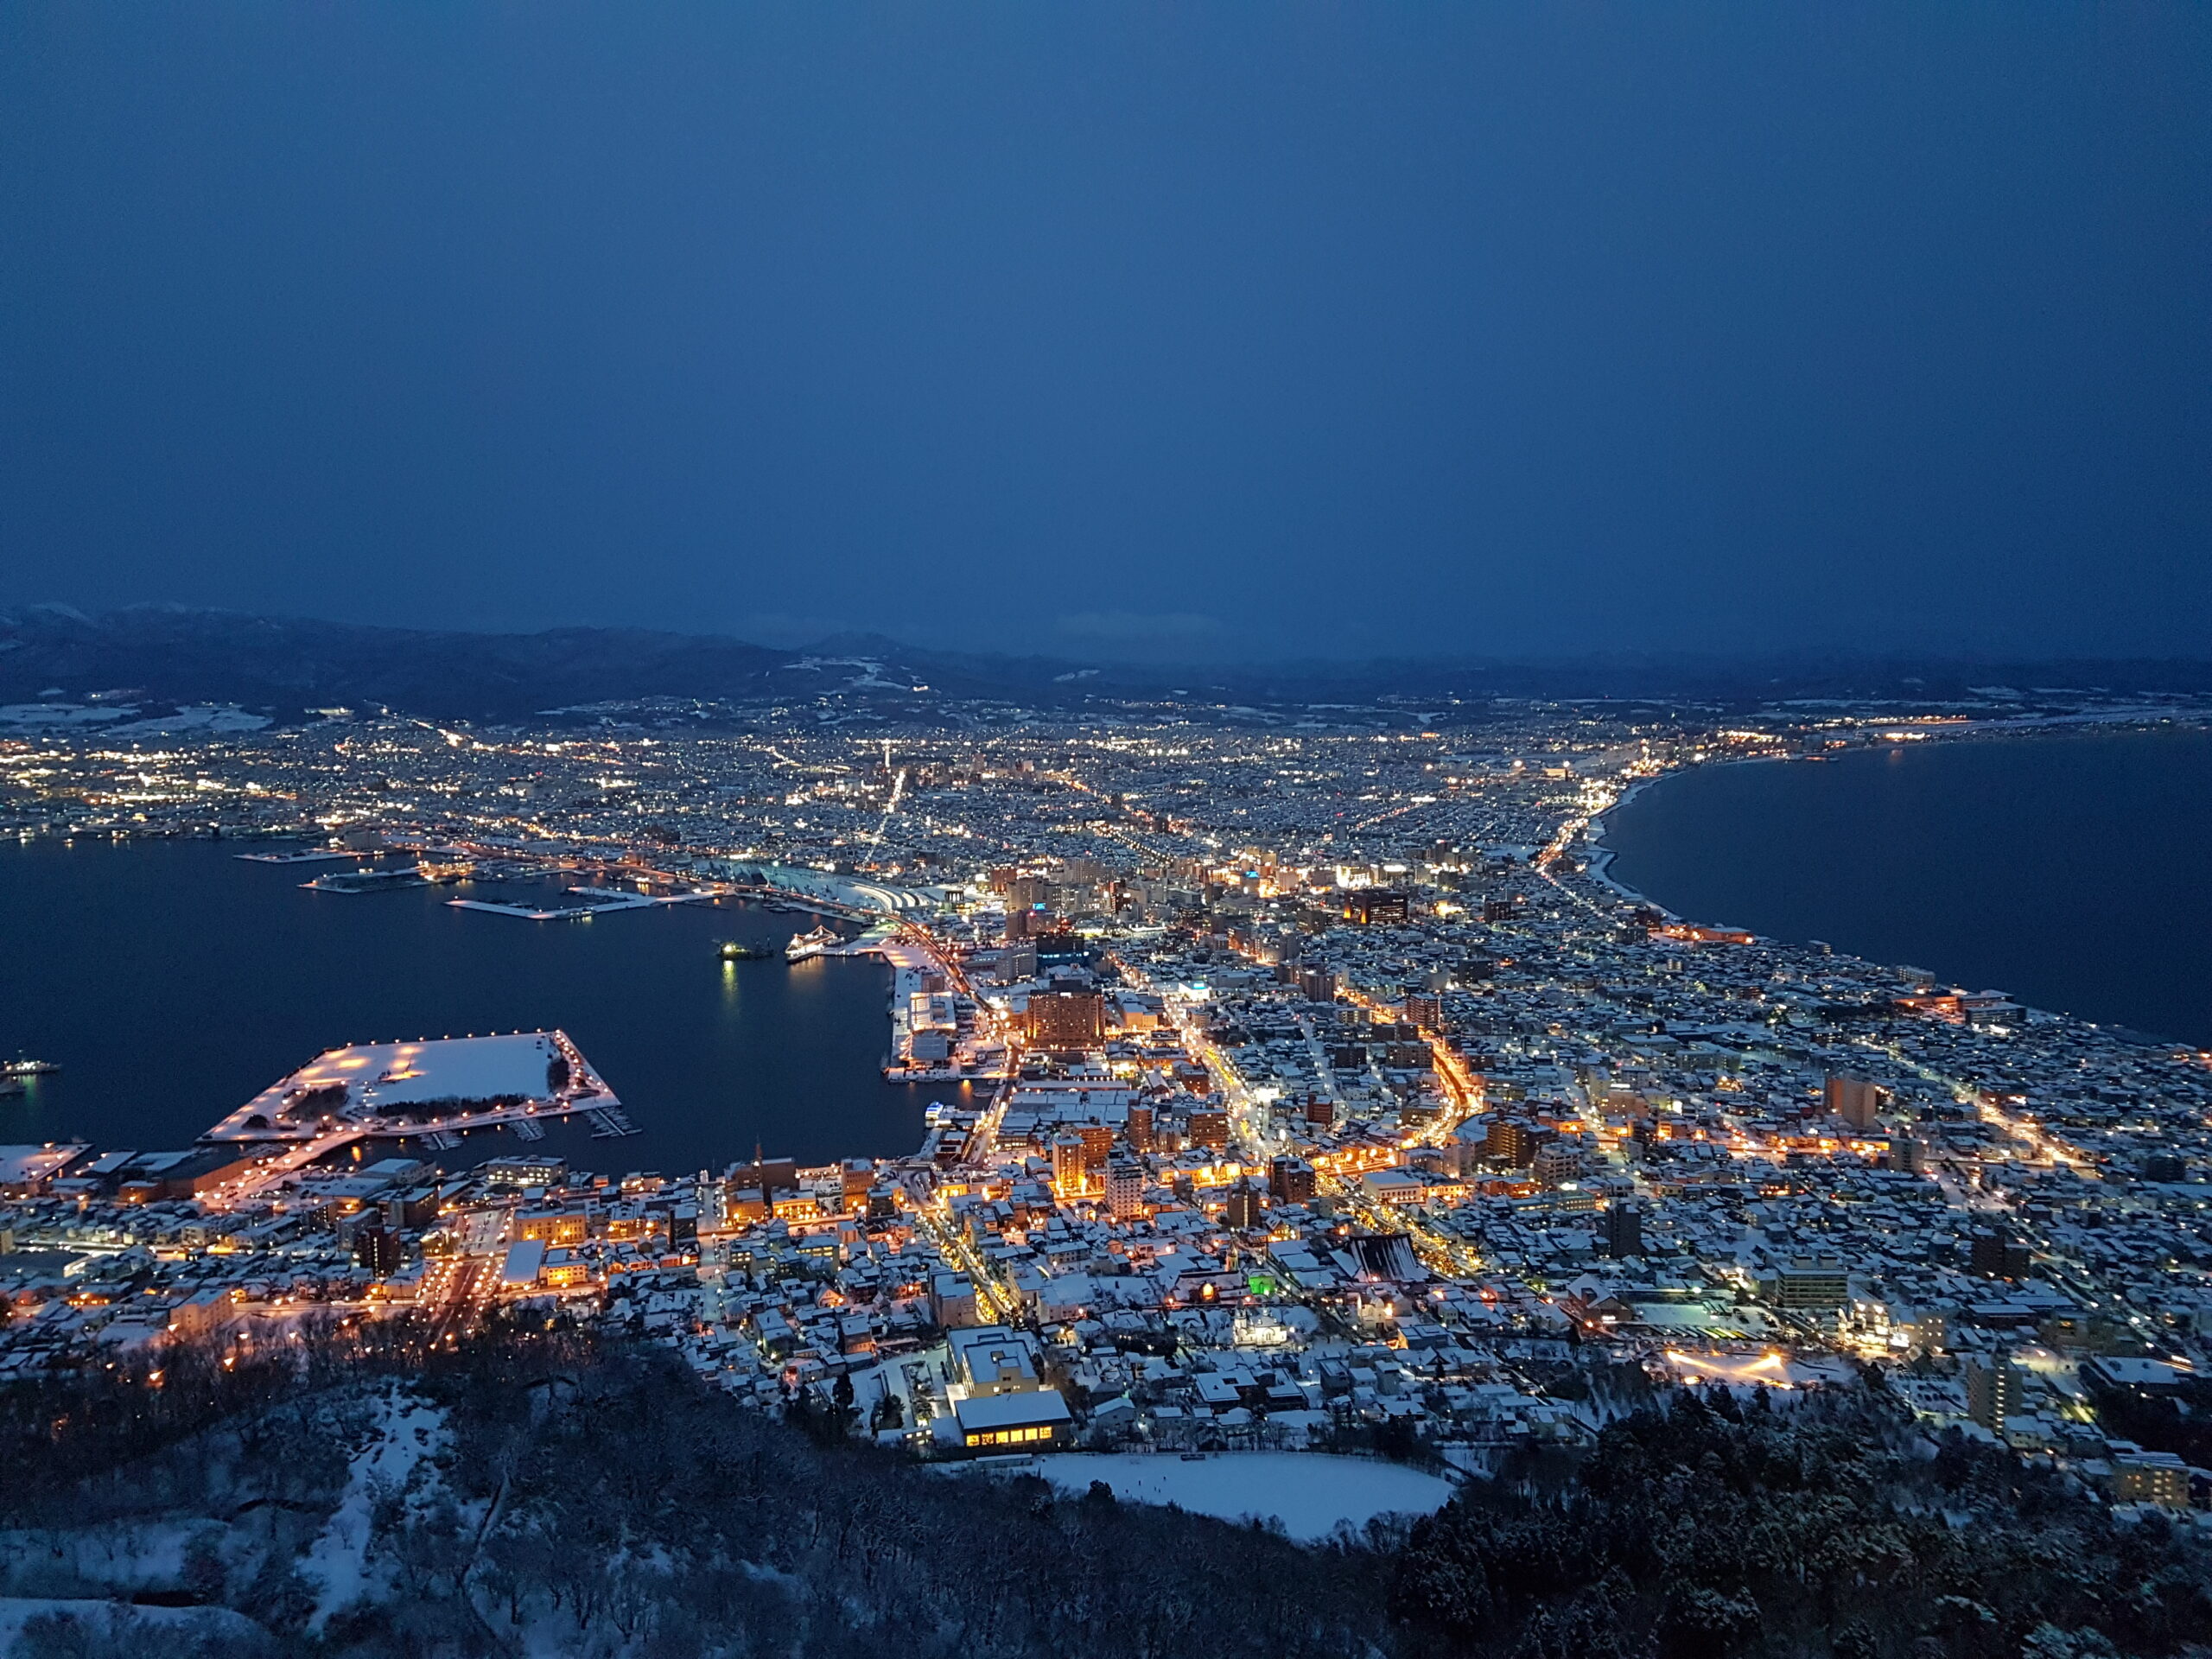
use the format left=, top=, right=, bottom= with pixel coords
left=0, top=1144, right=90, bottom=1187
left=215, top=1030, right=610, bottom=1137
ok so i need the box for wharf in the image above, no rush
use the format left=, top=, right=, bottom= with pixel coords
left=300, top=868, right=424, bottom=893
left=446, top=887, right=713, bottom=921
left=200, top=1030, right=634, bottom=1198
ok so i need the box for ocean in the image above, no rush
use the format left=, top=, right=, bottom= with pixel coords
left=1599, top=727, right=2212, bottom=1048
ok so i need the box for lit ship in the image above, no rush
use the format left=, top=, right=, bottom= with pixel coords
left=785, top=924, right=840, bottom=962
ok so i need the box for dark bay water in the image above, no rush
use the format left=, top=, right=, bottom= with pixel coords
left=1601, top=728, right=2212, bottom=1048
left=0, top=839, right=960, bottom=1171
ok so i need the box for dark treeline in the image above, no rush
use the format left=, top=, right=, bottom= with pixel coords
left=1394, top=1384, right=2212, bottom=1659
left=4, top=1324, right=2210, bottom=1658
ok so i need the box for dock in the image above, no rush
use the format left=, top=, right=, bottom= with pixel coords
left=199, top=1030, right=634, bottom=1199
left=301, top=868, right=425, bottom=893
left=446, top=887, right=714, bottom=921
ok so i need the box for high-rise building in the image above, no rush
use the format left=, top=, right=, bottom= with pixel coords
left=1051, top=1135, right=1088, bottom=1198
left=1970, top=1227, right=2032, bottom=1280
left=1532, top=1142, right=1582, bottom=1186
left=1223, top=1179, right=1263, bottom=1230
left=930, top=1272, right=980, bottom=1331
left=1825, top=1074, right=1890, bottom=1130
left=1404, top=992, right=1445, bottom=1032
left=1268, top=1155, right=1317, bottom=1204
left=1077, top=1122, right=1114, bottom=1171
left=1026, top=991, right=1105, bottom=1051
left=1297, top=965, right=1338, bottom=1004
left=2109, top=1446, right=2191, bottom=1507
left=1772, top=1259, right=1849, bottom=1310
left=1304, top=1095, right=1336, bottom=1129
left=1341, top=890, right=1410, bottom=925
left=726, top=1156, right=799, bottom=1199
left=1186, top=1109, right=1230, bottom=1152
left=1126, top=1103, right=1156, bottom=1154
left=1603, top=1201, right=1643, bottom=1259
left=1105, top=1159, right=1144, bottom=1221
left=353, top=1224, right=401, bottom=1277
left=1485, top=1118, right=1546, bottom=1168
left=1963, top=1352, right=2020, bottom=1430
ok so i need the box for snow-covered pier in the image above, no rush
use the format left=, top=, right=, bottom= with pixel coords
left=198, top=1030, right=631, bottom=1198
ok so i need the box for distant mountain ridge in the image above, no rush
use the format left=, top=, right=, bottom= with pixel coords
left=3, top=603, right=2211, bottom=722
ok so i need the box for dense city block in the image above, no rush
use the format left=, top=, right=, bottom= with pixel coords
left=3, top=685, right=2212, bottom=1651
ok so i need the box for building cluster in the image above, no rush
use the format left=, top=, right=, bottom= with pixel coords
left=4, top=690, right=2211, bottom=1507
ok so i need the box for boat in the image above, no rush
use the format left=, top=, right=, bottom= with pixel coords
left=3, top=1058, right=58, bottom=1077
left=785, top=925, right=840, bottom=962
left=717, top=941, right=774, bottom=961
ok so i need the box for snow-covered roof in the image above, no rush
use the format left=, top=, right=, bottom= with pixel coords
left=952, top=1389, right=1073, bottom=1433
left=0, top=1144, right=91, bottom=1188
left=217, top=1031, right=607, bottom=1137
left=302, top=1033, right=557, bottom=1107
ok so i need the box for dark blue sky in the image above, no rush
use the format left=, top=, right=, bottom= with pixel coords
left=3, top=4, right=2207, bottom=661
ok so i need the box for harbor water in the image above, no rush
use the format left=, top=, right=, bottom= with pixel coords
left=0, top=838, right=963, bottom=1173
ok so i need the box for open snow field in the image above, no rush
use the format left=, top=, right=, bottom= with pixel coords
left=1033, top=1452, right=1454, bottom=1541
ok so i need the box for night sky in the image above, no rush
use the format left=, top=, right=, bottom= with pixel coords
left=3, top=5, right=2207, bottom=661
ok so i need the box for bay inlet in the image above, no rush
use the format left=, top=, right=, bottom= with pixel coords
left=1599, top=727, right=2212, bottom=1049
left=0, top=837, right=962, bottom=1172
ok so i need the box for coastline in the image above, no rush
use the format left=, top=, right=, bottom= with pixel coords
left=1586, top=726, right=2212, bottom=1047
left=1583, top=753, right=1807, bottom=912
left=0, top=841, right=936, bottom=1169
left=1584, top=716, right=2209, bottom=918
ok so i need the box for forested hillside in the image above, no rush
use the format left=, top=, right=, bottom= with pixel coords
left=2, top=1319, right=2206, bottom=1657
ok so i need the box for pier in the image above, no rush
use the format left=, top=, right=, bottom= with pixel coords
left=199, top=1030, right=636, bottom=1200
left=445, top=887, right=715, bottom=920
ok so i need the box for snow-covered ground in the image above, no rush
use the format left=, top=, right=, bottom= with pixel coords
left=0, top=702, right=271, bottom=735
left=0, top=1597, right=265, bottom=1649
left=1031, top=1452, right=1454, bottom=1541
left=229, top=1031, right=575, bottom=1128
left=105, top=704, right=272, bottom=736
left=302, top=1386, right=449, bottom=1630
left=0, top=702, right=130, bottom=730
left=0, top=1519, right=208, bottom=1599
